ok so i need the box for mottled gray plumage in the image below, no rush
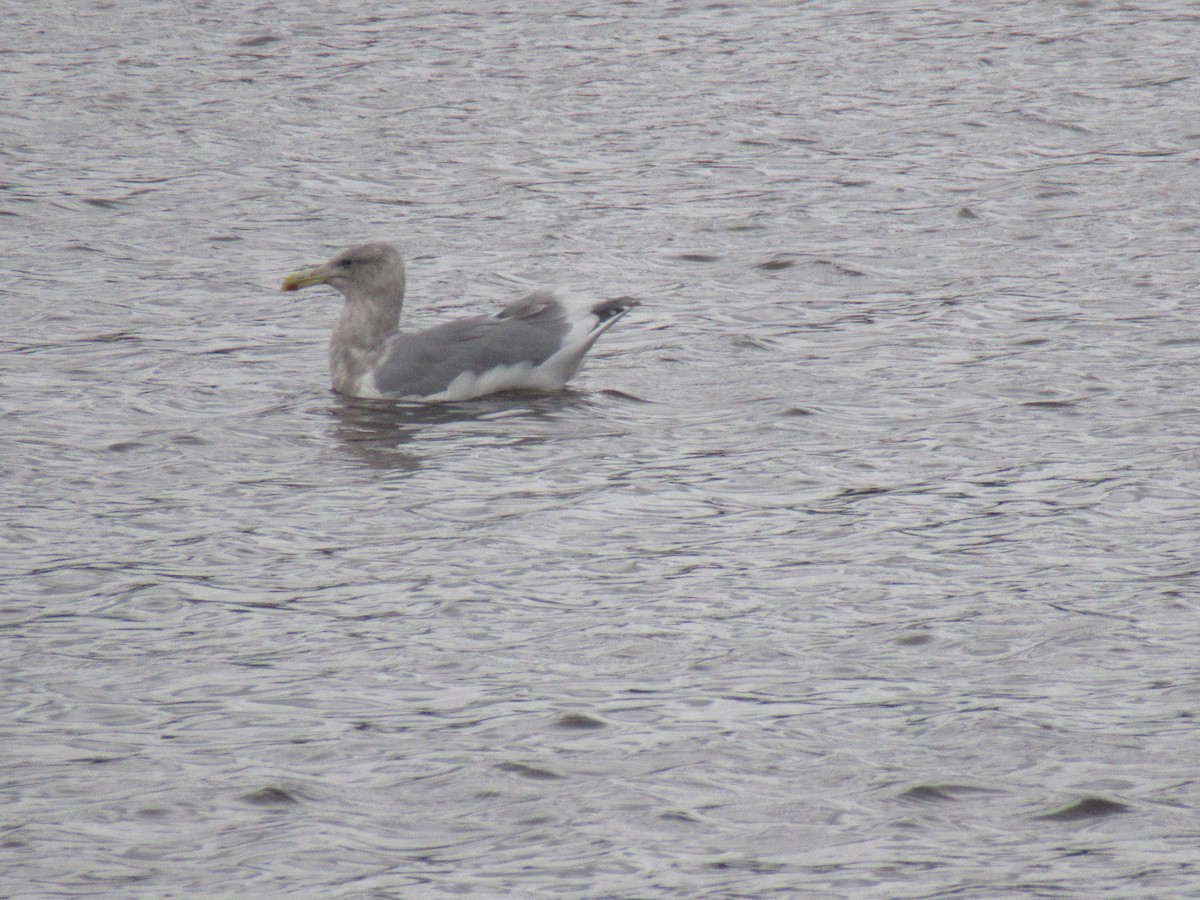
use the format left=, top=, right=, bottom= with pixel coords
left=281, top=242, right=639, bottom=401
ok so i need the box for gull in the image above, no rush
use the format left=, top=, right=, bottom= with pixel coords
left=282, top=242, right=639, bottom=401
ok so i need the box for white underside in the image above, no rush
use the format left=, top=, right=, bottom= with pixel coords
left=347, top=375, right=385, bottom=400
left=423, top=360, right=565, bottom=402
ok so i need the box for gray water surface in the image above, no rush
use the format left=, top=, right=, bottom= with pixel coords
left=4, top=1, right=1200, bottom=896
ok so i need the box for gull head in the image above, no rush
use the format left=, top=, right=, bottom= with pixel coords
left=281, top=242, right=406, bottom=307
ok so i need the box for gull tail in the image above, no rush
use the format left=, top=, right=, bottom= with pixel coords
left=541, top=295, right=641, bottom=384
left=589, top=296, right=641, bottom=331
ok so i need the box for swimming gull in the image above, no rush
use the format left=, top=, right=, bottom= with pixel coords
left=281, top=242, right=639, bottom=401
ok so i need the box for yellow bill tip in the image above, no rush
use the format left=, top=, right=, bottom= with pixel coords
left=280, top=268, right=326, bottom=292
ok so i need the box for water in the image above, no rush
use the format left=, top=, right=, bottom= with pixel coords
left=3, top=1, right=1200, bottom=896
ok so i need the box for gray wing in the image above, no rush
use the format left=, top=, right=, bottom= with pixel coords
left=372, top=291, right=571, bottom=397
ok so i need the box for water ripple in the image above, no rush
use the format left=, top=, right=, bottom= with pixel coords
left=3, top=1, right=1200, bottom=896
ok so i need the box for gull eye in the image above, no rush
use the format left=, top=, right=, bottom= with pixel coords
left=340, top=259, right=353, bottom=268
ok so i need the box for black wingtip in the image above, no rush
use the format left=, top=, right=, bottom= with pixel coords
left=591, top=295, right=641, bottom=323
